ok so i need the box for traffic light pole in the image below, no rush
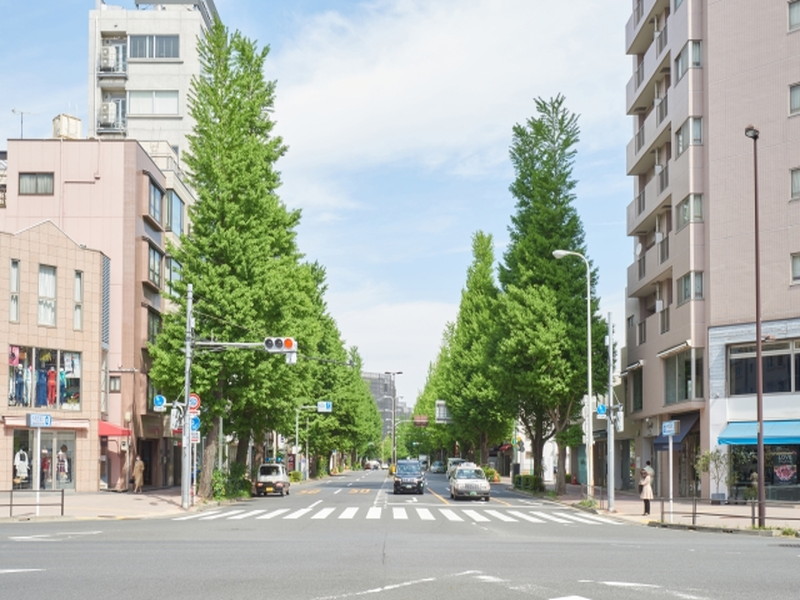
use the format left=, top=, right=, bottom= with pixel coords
left=181, top=284, right=193, bottom=510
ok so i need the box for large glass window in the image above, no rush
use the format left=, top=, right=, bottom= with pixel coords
left=674, top=41, right=701, bottom=82
left=791, top=1, right=800, bottom=30
left=677, top=271, right=703, bottom=304
left=793, top=254, right=800, bottom=283
left=38, top=265, right=56, bottom=326
left=664, top=349, right=703, bottom=404
left=676, top=194, right=703, bottom=230
left=791, top=168, right=800, bottom=200
left=13, top=429, right=77, bottom=490
left=729, top=342, right=796, bottom=395
left=632, top=368, right=643, bottom=412
left=165, top=257, right=182, bottom=295
left=19, top=173, right=54, bottom=195
left=791, top=84, right=800, bottom=115
left=675, top=118, right=702, bottom=156
left=147, top=309, right=161, bottom=344
left=148, top=179, right=163, bottom=224
left=129, top=90, right=179, bottom=115
left=129, top=35, right=179, bottom=59
left=7, top=346, right=82, bottom=409
left=165, top=190, right=185, bottom=234
left=10, top=259, right=19, bottom=322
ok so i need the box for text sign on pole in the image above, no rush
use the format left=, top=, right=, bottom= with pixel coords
left=662, top=420, right=680, bottom=437
left=26, top=413, right=52, bottom=428
left=317, top=401, right=332, bottom=413
left=153, top=394, right=167, bottom=413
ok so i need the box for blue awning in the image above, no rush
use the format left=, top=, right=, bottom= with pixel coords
left=717, top=420, right=800, bottom=445
left=654, top=412, right=699, bottom=451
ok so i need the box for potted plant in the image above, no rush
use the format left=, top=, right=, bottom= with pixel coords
left=695, top=448, right=729, bottom=504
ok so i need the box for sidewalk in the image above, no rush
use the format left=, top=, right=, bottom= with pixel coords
left=545, top=482, right=800, bottom=535
left=0, top=487, right=190, bottom=522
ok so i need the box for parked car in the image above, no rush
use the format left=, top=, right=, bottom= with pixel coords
left=254, top=463, right=291, bottom=497
left=449, top=464, right=490, bottom=501
left=393, top=459, right=425, bottom=494
left=364, top=459, right=380, bottom=470
left=430, top=460, right=446, bottom=474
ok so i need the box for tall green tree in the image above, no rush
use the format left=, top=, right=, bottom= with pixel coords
left=149, top=21, right=343, bottom=498
left=441, top=232, right=512, bottom=464
left=497, top=95, right=607, bottom=493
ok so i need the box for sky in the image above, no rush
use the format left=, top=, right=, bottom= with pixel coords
left=1, top=0, right=632, bottom=409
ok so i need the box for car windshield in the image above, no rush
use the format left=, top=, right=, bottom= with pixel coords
left=455, top=468, right=485, bottom=480
left=396, top=463, right=421, bottom=476
left=260, top=466, right=280, bottom=476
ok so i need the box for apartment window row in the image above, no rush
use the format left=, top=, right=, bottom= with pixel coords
left=129, top=90, right=179, bottom=116
left=677, top=271, right=703, bottom=305
left=729, top=340, right=800, bottom=395
left=675, top=118, right=702, bottom=157
left=676, top=193, right=703, bottom=230
left=791, top=1, right=800, bottom=31
left=674, top=40, right=701, bottom=83
left=8, top=345, right=83, bottom=410
left=129, top=34, right=179, bottom=59
left=10, top=262, right=85, bottom=330
left=19, top=173, right=54, bottom=195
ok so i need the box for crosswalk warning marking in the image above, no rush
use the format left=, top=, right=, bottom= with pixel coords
left=484, top=509, right=517, bottom=522
left=439, top=508, right=463, bottom=522
left=508, top=510, right=545, bottom=523
left=366, top=507, right=382, bottom=519
left=339, top=507, right=359, bottom=519
left=416, top=508, right=435, bottom=521
left=392, top=507, right=409, bottom=520
left=312, top=507, right=336, bottom=520
left=530, top=511, right=571, bottom=523
left=229, top=510, right=266, bottom=520
left=200, top=509, right=245, bottom=520
left=462, top=509, right=490, bottom=522
left=256, top=508, right=291, bottom=520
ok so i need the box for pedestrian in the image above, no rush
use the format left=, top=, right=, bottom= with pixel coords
left=133, top=455, right=145, bottom=493
left=639, top=468, right=654, bottom=516
left=644, top=460, right=655, bottom=477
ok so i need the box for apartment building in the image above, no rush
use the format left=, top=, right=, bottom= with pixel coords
left=88, top=0, right=218, bottom=167
left=1, top=136, right=189, bottom=491
left=623, top=0, right=800, bottom=501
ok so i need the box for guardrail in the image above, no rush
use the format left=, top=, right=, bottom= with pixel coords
left=0, top=489, right=65, bottom=518
left=657, top=497, right=800, bottom=528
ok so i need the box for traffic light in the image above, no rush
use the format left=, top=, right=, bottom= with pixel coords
left=264, top=337, right=296, bottom=353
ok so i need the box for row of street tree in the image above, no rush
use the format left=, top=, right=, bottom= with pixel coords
left=148, top=21, right=612, bottom=499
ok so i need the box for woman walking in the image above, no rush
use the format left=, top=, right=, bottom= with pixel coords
left=639, top=468, right=654, bottom=516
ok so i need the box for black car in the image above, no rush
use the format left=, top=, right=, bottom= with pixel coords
left=393, top=459, right=425, bottom=494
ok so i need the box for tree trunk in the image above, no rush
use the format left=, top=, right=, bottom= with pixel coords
left=479, top=431, right=489, bottom=466
left=197, top=418, right=219, bottom=500
left=556, top=444, right=568, bottom=495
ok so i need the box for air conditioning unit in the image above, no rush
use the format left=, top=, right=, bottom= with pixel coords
left=100, top=46, right=116, bottom=71
left=655, top=299, right=664, bottom=313
left=99, top=102, right=117, bottom=126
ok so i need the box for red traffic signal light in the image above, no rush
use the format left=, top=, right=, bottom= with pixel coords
left=264, top=337, right=296, bottom=353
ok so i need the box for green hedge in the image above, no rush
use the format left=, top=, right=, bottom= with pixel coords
left=514, top=473, right=544, bottom=492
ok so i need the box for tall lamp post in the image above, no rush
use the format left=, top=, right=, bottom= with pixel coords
left=553, top=249, right=594, bottom=499
left=745, top=125, right=766, bottom=528
left=385, top=371, right=403, bottom=465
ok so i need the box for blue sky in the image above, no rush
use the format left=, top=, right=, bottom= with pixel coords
left=1, top=1, right=632, bottom=407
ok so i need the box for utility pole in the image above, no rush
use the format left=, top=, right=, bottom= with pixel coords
left=606, top=314, right=615, bottom=512
left=181, top=284, right=193, bottom=510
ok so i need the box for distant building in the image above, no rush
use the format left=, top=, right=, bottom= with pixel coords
left=622, top=0, right=800, bottom=500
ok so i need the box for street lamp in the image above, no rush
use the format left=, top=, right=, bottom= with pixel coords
left=745, top=125, right=766, bottom=527
left=553, top=249, right=594, bottom=499
left=385, top=371, right=403, bottom=466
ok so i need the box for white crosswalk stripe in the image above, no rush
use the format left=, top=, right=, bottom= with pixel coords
left=173, top=506, right=623, bottom=526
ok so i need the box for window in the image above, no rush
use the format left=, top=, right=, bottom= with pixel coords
left=148, top=180, right=163, bottom=224
left=73, top=271, right=83, bottom=330
left=165, top=190, right=184, bottom=234
left=129, top=90, right=179, bottom=115
left=148, top=246, right=163, bottom=287
left=632, top=369, right=643, bottom=412
left=129, top=35, right=179, bottom=59
left=677, top=194, right=703, bottom=229
left=147, top=309, right=161, bottom=344
left=729, top=342, right=797, bottom=395
left=791, top=1, right=800, bottom=30
left=677, top=271, right=703, bottom=304
left=109, top=376, right=121, bottom=393
left=10, top=259, right=19, bottom=322
left=675, top=118, right=702, bottom=156
left=19, top=173, right=54, bottom=195
left=165, top=257, right=182, bottom=295
left=38, top=265, right=56, bottom=326
left=791, top=84, right=800, bottom=115
left=664, top=349, right=703, bottom=404
left=792, top=169, right=800, bottom=200
left=674, top=41, right=701, bottom=82
left=793, top=253, right=800, bottom=283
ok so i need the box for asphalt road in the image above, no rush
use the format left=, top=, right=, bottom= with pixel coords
left=1, top=469, right=798, bottom=599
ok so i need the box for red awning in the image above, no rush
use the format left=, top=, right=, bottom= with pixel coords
left=98, top=421, right=131, bottom=437
left=498, top=443, right=512, bottom=452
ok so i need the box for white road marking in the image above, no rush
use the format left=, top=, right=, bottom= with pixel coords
left=284, top=508, right=313, bottom=519
left=173, top=511, right=219, bottom=521
left=255, top=508, right=291, bottom=519
left=200, top=509, right=246, bottom=520
left=228, top=510, right=266, bottom=520
left=508, top=510, right=545, bottom=523
left=416, top=508, right=436, bottom=520
left=312, top=507, right=336, bottom=519
left=339, top=507, right=359, bottom=519
left=439, top=509, right=463, bottom=522
left=366, top=507, right=382, bottom=519
left=462, top=509, right=490, bottom=522
left=392, top=507, right=409, bottom=520
left=530, top=511, right=571, bottom=523
left=484, top=509, right=517, bottom=522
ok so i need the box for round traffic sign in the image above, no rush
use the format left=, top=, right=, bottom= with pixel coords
left=190, top=415, right=201, bottom=431
left=153, top=394, right=166, bottom=407
left=188, top=393, right=201, bottom=411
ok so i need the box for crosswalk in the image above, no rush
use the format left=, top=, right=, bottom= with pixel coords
left=172, top=505, right=622, bottom=526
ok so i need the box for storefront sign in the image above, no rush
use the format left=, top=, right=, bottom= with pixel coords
left=26, top=413, right=52, bottom=428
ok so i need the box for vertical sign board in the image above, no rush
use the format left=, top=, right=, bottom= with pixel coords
left=662, top=419, right=680, bottom=523
left=26, top=413, right=52, bottom=493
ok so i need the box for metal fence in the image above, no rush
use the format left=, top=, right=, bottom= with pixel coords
left=0, top=489, right=65, bottom=518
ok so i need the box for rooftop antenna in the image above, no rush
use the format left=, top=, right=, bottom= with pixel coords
left=11, top=108, right=33, bottom=139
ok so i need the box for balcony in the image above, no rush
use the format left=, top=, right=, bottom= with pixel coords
left=626, top=0, right=670, bottom=55
left=627, top=162, right=671, bottom=236
left=627, top=238, right=673, bottom=298
left=627, top=93, right=671, bottom=174
left=626, top=23, right=672, bottom=116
